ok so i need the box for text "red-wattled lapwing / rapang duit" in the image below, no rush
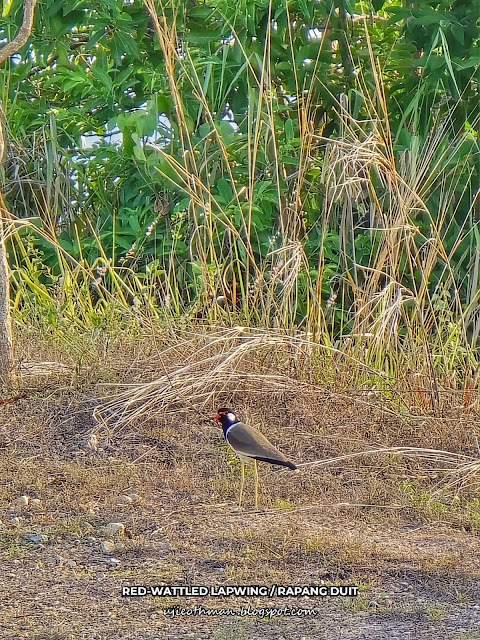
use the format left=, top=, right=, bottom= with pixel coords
left=214, top=408, right=298, bottom=509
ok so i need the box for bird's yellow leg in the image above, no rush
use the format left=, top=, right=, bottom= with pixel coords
left=254, top=459, right=259, bottom=509
left=238, top=462, right=245, bottom=508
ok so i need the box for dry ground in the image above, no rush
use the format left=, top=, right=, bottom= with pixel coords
left=1, top=329, right=480, bottom=639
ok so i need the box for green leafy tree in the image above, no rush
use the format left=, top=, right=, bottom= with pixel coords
left=0, top=0, right=478, bottom=364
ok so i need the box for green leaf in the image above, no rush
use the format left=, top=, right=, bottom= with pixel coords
left=216, top=120, right=235, bottom=144
left=439, top=28, right=460, bottom=98
left=116, top=235, right=136, bottom=251
left=133, top=142, right=146, bottom=162
left=92, top=66, right=113, bottom=92
left=281, top=156, right=300, bottom=166
left=128, top=215, right=142, bottom=234
left=450, top=24, right=464, bottom=44
left=184, top=27, right=225, bottom=44
left=2, top=0, right=13, bottom=17
left=285, top=118, right=294, bottom=143
left=453, top=52, right=480, bottom=69
left=216, top=177, right=234, bottom=204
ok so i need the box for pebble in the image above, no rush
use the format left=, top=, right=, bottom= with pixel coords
left=96, top=572, right=107, bottom=580
left=64, top=559, right=77, bottom=568
left=108, top=557, right=120, bottom=567
left=118, top=495, right=133, bottom=504
left=101, top=540, right=115, bottom=554
left=26, top=534, right=48, bottom=544
left=104, top=522, right=125, bottom=537
left=16, top=495, right=30, bottom=507
left=83, top=433, right=99, bottom=451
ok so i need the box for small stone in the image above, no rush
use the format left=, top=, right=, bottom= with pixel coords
left=64, top=559, right=77, bottom=568
left=128, top=493, right=139, bottom=503
left=108, top=557, right=120, bottom=567
left=118, top=495, right=133, bottom=504
left=104, top=522, right=125, bottom=537
left=96, top=572, right=107, bottom=580
left=101, top=540, right=115, bottom=554
left=26, top=534, right=48, bottom=544
left=16, top=495, right=30, bottom=507
left=83, top=433, right=98, bottom=451
left=400, top=581, right=409, bottom=587
left=368, top=600, right=379, bottom=608
left=158, top=541, right=172, bottom=553
left=86, top=536, right=96, bottom=543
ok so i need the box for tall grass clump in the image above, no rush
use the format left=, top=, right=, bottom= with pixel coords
left=0, top=0, right=478, bottom=387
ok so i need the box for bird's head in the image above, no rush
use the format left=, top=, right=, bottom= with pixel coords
left=214, top=408, right=238, bottom=427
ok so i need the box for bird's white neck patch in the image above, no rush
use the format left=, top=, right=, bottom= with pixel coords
left=226, top=412, right=236, bottom=422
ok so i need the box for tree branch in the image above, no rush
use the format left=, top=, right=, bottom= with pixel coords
left=0, top=0, right=38, bottom=65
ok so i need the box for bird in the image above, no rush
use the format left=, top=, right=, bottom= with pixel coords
left=214, top=407, right=297, bottom=509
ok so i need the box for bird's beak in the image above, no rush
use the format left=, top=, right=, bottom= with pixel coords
left=214, top=413, right=221, bottom=420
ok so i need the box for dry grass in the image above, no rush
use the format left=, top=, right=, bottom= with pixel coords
left=9, top=323, right=480, bottom=510
left=1, top=325, right=480, bottom=638
left=90, top=324, right=480, bottom=500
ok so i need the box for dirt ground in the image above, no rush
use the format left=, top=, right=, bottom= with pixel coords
left=1, top=337, right=480, bottom=639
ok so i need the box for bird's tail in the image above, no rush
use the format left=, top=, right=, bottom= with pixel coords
left=254, top=456, right=298, bottom=470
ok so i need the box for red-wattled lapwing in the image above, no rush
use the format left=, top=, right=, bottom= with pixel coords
left=214, top=408, right=297, bottom=509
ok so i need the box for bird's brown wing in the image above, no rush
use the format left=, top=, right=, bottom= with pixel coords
left=226, top=422, right=293, bottom=466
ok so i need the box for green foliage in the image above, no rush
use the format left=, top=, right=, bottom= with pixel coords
left=0, top=0, right=479, bottom=376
